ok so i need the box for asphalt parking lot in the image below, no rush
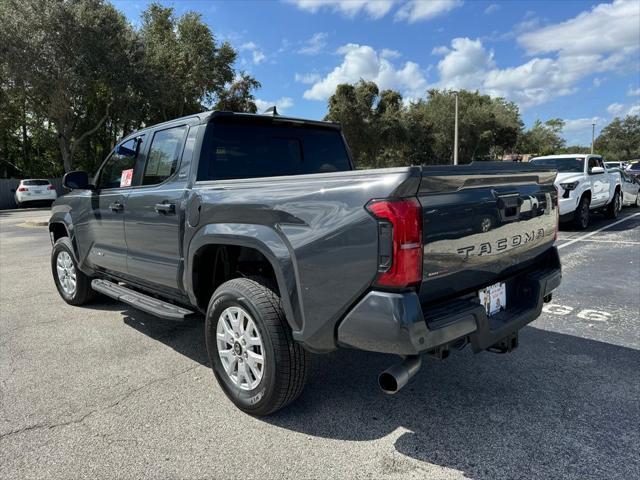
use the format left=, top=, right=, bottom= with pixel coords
left=1, top=207, right=639, bottom=480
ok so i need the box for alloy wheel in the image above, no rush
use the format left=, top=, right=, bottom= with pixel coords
left=216, top=306, right=265, bottom=391
left=56, top=251, right=77, bottom=296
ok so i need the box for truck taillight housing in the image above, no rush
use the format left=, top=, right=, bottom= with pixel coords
left=366, top=197, right=422, bottom=289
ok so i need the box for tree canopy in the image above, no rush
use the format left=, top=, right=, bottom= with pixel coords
left=325, top=82, right=523, bottom=167
left=0, top=0, right=259, bottom=176
left=595, top=116, right=640, bottom=161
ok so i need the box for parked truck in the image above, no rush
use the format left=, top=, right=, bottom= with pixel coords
left=530, top=154, right=622, bottom=229
left=49, top=111, right=562, bottom=415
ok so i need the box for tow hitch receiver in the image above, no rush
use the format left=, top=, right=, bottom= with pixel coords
left=487, top=333, right=519, bottom=354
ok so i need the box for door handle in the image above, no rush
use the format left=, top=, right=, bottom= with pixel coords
left=155, top=202, right=176, bottom=214
left=109, top=201, right=124, bottom=212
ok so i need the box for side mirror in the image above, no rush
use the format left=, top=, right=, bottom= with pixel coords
left=63, top=170, right=91, bottom=190
left=590, top=166, right=605, bottom=174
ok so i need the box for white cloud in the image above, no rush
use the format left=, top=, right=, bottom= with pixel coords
left=255, top=97, right=294, bottom=113
left=628, top=87, right=640, bottom=96
left=298, top=32, right=328, bottom=55
left=287, top=0, right=461, bottom=22
left=431, top=45, right=450, bottom=55
left=606, top=102, right=640, bottom=117
left=433, top=1, right=639, bottom=108
left=395, top=0, right=463, bottom=23
left=381, top=48, right=401, bottom=58
left=593, top=77, right=606, bottom=87
left=239, top=41, right=267, bottom=64
left=607, top=103, right=626, bottom=115
left=295, top=72, right=322, bottom=84
left=519, top=0, right=640, bottom=56
left=484, top=3, right=499, bottom=15
left=302, top=44, right=427, bottom=101
left=286, top=0, right=394, bottom=19
left=562, top=116, right=604, bottom=144
left=252, top=50, right=266, bottom=64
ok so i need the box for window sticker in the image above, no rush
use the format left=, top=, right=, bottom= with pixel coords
left=120, top=168, right=133, bottom=187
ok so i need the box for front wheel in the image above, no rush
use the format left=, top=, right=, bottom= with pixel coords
left=574, top=196, right=590, bottom=230
left=205, top=277, right=309, bottom=415
left=605, top=190, right=622, bottom=219
left=51, top=237, right=95, bottom=305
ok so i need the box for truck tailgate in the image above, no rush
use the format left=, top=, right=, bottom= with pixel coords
left=417, top=163, right=558, bottom=304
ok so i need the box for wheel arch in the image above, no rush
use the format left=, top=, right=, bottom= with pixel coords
left=186, top=224, right=302, bottom=333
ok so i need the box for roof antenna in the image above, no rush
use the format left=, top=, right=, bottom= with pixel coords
left=263, top=106, right=279, bottom=116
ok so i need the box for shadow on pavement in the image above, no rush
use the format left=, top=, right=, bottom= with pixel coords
left=121, top=313, right=639, bottom=479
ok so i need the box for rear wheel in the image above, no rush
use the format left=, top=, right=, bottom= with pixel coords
left=574, top=196, right=590, bottom=230
left=605, top=190, right=622, bottom=219
left=51, top=237, right=95, bottom=305
left=205, top=277, right=309, bottom=415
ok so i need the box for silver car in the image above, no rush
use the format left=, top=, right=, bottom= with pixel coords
left=619, top=170, right=640, bottom=207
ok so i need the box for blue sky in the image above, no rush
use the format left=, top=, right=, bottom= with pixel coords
left=113, top=0, right=640, bottom=145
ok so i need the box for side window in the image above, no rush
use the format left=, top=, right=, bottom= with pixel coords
left=588, top=157, right=599, bottom=173
left=142, top=126, right=188, bottom=185
left=96, top=137, right=144, bottom=189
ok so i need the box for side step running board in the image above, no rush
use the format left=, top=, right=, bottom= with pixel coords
left=91, top=279, right=195, bottom=321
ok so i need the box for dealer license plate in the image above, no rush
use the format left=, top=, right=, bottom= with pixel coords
left=479, top=282, right=506, bottom=316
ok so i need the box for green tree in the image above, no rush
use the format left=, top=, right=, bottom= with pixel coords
left=214, top=73, right=261, bottom=113
left=518, top=119, right=566, bottom=156
left=0, top=0, right=137, bottom=172
left=595, top=115, right=640, bottom=161
left=140, top=3, right=238, bottom=123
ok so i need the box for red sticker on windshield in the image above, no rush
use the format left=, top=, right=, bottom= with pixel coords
left=120, top=168, right=133, bottom=187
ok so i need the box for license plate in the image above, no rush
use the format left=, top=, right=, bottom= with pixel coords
left=34, top=189, right=43, bottom=194
left=479, top=282, right=506, bottom=316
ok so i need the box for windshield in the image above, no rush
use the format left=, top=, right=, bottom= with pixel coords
left=629, top=163, right=640, bottom=171
left=530, top=157, right=585, bottom=173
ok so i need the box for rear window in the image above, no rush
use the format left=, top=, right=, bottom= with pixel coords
left=22, top=180, right=49, bottom=186
left=198, top=121, right=351, bottom=181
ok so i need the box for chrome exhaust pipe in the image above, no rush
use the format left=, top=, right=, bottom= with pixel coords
left=378, top=355, right=422, bottom=394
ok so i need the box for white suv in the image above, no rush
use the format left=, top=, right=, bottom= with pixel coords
left=530, top=154, right=622, bottom=229
left=14, top=179, right=58, bottom=207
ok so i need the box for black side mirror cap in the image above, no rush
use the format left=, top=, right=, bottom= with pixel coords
left=63, top=170, right=91, bottom=190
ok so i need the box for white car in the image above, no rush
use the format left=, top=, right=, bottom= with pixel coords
left=530, top=154, right=622, bottom=229
left=619, top=170, right=640, bottom=207
left=14, top=179, right=58, bottom=207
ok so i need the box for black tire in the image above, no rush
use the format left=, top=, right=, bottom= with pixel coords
left=51, top=237, right=95, bottom=305
left=574, top=195, right=590, bottom=230
left=605, top=190, right=621, bottom=219
left=205, top=277, right=309, bottom=416
left=474, top=214, right=495, bottom=233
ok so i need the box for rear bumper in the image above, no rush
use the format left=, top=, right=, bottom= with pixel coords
left=337, top=248, right=562, bottom=356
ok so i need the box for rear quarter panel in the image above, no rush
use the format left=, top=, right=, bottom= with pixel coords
left=187, top=168, right=417, bottom=352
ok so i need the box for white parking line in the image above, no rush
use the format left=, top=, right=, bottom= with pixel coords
left=558, top=212, right=640, bottom=250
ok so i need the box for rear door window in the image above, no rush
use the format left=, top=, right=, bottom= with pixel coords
left=142, top=126, right=188, bottom=185
left=198, top=121, right=351, bottom=181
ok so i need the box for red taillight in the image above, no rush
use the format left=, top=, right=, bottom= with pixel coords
left=366, top=197, right=422, bottom=288
left=18, top=187, right=27, bottom=192
left=47, top=185, right=55, bottom=190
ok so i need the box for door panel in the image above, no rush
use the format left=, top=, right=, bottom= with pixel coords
left=86, top=192, right=129, bottom=273
left=84, top=136, right=144, bottom=275
left=124, top=125, right=190, bottom=292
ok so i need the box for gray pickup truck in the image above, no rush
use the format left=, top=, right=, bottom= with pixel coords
left=49, top=110, right=561, bottom=415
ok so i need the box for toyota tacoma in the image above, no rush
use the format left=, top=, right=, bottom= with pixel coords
left=49, top=110, right=562, bottom=415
